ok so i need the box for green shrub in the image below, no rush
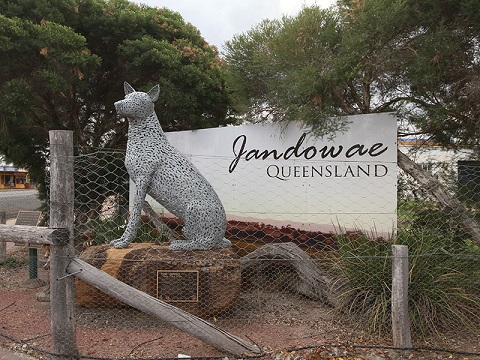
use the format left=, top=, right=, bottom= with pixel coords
left=398, top=200, right=470, bottom=244
left=332, top=233, right=393, bottom=335
left=332, top=226, right=480, bottom=337
left=401, top=228, right=480, bottom=336
left=77, top=215, right=170, bottom=248
left=0, top=256, right=27, bottom=268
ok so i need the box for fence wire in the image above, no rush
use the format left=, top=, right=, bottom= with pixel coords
left=0, top=149, right=479, bottom=359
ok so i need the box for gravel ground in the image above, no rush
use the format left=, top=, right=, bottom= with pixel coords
left=1, top=249, right=479, bottom=360
left=1, top=190, right=479, bottom=359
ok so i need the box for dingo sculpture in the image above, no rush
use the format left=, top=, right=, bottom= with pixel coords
left=111, top=82, right=231, bottom=251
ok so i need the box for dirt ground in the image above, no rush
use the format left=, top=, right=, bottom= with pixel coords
left=1, top=246, right=479, bottom=360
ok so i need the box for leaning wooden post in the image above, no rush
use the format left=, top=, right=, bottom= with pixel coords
left=392, top=245, right=412, bottom=355
left=49, top=130, right=78, bottom=357
left=0, top=212, right=6, bottom=261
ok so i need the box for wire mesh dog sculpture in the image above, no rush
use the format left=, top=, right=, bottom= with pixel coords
left=111, top=82, right=231, bottom=250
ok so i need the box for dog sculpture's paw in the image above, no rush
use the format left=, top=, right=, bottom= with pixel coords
left=169, top=240, right=195, bottom=251
left=218, top=238, right=232, bottom=248
left=110, top=238, right=131, bottom=249
left=169, top=238, right=232, bottom=251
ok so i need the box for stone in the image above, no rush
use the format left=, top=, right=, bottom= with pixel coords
left=76, top=243, right=241, bottom=316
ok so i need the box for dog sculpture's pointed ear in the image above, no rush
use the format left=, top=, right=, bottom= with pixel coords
left=147, top=85, right=160, bottom=102
left=124, top=82, right=135, bottom=95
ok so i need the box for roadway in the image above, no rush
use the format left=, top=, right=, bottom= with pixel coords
left=0, top=190, right=43, bottom=220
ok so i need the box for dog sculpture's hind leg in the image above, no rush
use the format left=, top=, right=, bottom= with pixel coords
left=169, top=198, right=231, bottom=250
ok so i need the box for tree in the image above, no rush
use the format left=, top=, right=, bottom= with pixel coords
left=0, top=10, right=101, bottom=196
left=224, top=0, right=480, bottom=243
left=225, top=0, right=480, bottom=143
left=224, top=2, right=409, bottom=136
left=0, top=0, right=231, bottom=227
left=0, top=0, right=230, bottom=196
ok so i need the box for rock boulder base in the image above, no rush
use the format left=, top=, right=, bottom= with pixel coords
left=76, top=243, right=241, bottom=316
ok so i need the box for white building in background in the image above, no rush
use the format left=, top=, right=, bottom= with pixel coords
left=398, top=138, right=474, bottom=174
left=397, top=138, right=480, bottom=202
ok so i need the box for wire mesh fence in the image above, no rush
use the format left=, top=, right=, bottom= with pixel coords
left=396, top=159, right=480, bottom=341
left=0, top=147, right=479, bottom=359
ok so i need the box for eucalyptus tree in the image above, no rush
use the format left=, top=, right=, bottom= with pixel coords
left=0, top=0, right=230, bottom=184
left=224, top=2, right=409, bottom=135
left=0, top=0, right=231, bottom=220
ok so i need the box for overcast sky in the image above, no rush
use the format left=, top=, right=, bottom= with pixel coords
left=137, top=0, right=335, bottom=52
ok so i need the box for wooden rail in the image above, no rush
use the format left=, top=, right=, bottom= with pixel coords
left=0, top=224, right=68, bottom=246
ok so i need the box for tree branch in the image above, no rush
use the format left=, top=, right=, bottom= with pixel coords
left=331, top=86, right=356, bottom=114
left=397, top=149, right=480, bottom=245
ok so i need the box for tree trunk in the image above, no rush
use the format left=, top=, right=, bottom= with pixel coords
left=397, top=149, right=480, bottom=245
left=240, top=242, right=336, bottom=306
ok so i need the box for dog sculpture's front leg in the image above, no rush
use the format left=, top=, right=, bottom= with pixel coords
left=110, top=176, right=150, bottom=248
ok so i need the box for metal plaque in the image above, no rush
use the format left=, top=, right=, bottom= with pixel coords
left=15, top=211, right=41, bottom=226
left=15, top=211, right=42, bottom=247
left=156, top=270, right=199, bottom=302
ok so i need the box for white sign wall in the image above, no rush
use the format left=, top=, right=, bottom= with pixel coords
left=131, top=113, right=397, bottom=235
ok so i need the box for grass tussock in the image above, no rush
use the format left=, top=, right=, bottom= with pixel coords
left=0, top=255, right=28, bottom=268
left=331, top=224, right=480, bottom=337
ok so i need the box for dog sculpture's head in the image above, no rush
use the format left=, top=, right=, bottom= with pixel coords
left=114, top=82, right=160, bottom=120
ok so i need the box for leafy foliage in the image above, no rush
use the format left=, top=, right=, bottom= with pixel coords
left=77, top=215, right=169, bottom=251
left=398, top=200, right=471, bottom=245
left=0, top=255, right=28, bottom=269
left=0, top=0, right=230, bottom=196
left=332, top=219, right=480, bottom=336
left=224, top=0, right=480, bottom=148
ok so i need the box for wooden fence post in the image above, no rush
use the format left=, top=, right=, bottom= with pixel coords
left=392, top=244, right=412, bottom=355
left=49, top=130, right=77, bottom=357
left=0, top=212, right=6, bottom=261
